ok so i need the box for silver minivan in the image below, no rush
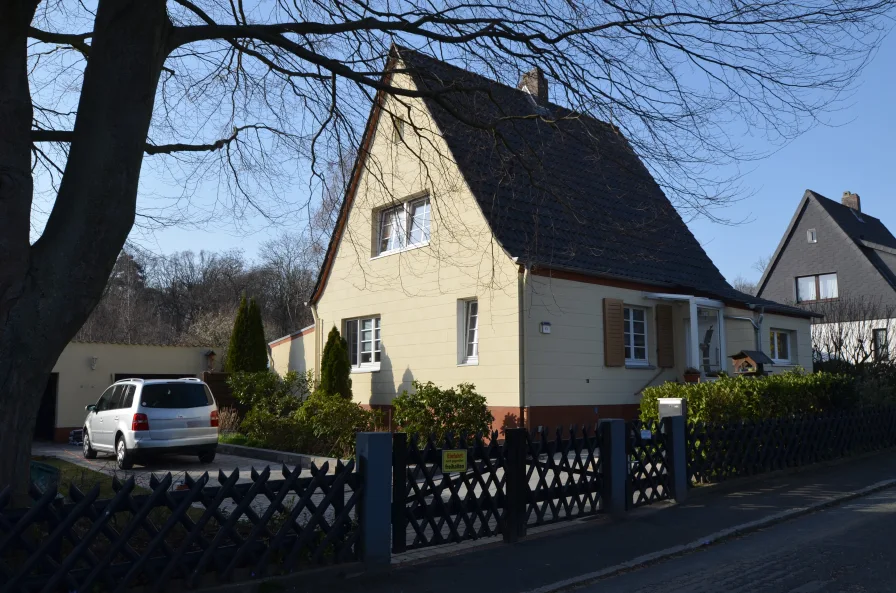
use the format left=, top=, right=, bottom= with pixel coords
left=83, top=378, right=219, bottom=469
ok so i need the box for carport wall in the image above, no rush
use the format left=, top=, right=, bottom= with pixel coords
left=51, top=342, right=219, bottom=442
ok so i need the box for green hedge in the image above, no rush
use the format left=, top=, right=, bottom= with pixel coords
left=227, top=370, right=379, bottom=458
left=640, top=370, right=855, bottom=424
left=392, top=381, right=494, bottom=443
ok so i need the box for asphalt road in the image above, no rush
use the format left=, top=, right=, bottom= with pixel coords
left=576, top=488, right=896, bottom=593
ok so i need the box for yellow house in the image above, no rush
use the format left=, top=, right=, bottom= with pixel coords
left=270, top=47, right=814, bottom=431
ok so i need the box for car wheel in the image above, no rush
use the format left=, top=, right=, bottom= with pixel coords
left=198, top=450, right=216, bottom=464
left=116, top=436, right=134, bottom=470
left=83, top=430, right=97, bottom=459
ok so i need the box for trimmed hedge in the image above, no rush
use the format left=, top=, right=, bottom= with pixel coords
left=392, top=381, right=494, bottom=443
left=640, top=370, right=855, bottom=424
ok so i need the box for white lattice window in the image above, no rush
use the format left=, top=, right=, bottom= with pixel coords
left=624, top=307, right=648, bottom=364
left=345, top=317, right=381, bottom=370
left=376, top=197, right=430, bottom=255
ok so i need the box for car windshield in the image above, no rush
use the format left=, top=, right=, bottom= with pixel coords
left=141, top=383, right=213, bottom=409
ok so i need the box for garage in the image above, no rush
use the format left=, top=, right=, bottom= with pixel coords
left=51, top=341, right=220, bottom=442
left=34, top=373, right=58, bottom=441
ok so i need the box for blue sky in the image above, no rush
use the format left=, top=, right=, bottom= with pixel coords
left=132, top=32, right=896, bottom=287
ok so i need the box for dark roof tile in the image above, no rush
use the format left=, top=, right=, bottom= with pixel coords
left=396, top=47, right=809, bottom=317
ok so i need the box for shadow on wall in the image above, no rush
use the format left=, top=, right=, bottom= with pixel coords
left=283, top=335, right=305, bottom=374
left=500, top=413, right=521, bottom=434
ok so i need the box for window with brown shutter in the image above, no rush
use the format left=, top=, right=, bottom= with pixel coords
left=655, top=304, right=675, bottom=368
left=603, top=298, right=625, bottom=367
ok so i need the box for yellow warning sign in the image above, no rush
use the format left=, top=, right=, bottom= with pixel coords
left=441, top=449, right=467, bottom=473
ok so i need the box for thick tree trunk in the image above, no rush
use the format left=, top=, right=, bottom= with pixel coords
left=0, top=0, right=171, bottom=504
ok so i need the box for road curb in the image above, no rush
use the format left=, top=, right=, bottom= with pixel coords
left=522, top=478, right=896, bottom=593
left=216, top=443, right=340, bottom=469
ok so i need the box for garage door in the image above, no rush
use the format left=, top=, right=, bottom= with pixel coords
left=114, top=373, right=196, bottom=381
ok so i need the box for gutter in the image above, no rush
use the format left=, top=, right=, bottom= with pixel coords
left=516, top=261, right=530, bottom=429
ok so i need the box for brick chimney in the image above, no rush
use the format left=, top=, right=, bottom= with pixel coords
left=842, top=191, right=861, bottom=212
left=518, top=68, right=548, bottom=103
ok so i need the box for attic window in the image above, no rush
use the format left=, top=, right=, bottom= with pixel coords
left=376, top=196, right=431, bottom=256
left=391, top=116, right=405, bottom=143
left=807, top=229, right=817, bottom=243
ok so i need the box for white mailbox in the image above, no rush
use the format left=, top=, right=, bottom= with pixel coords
left=658, top=397, right=686, bottom=421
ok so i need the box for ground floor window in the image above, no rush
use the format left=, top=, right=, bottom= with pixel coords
left=769, top=329, right=791, bottom=363
left=873, top=328, right=889, bottom=362
left=624, top=306, right=648, bottom=364
left=344, top=317, right=381, bottom=370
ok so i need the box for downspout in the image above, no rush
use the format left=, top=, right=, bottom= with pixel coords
left=517, top=262, right=530, bottom=429
left=750, top=305, right=766, bottom=353
left=726, top=305, right=765, bottom=352
left=306, top=301, right=322, bottom=384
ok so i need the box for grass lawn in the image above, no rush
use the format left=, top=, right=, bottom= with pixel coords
left=32, top=456, right=149, bottom=497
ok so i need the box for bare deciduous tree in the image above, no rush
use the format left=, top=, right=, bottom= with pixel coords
left=257, top=233, right=319, bottom=337
left=1, top=0, right=893, bottom=498
left=753, top=255, right=774, bottom=277
left=732, top=276, right=758, bottom=296
left=812, top=297, right=896, bottom=364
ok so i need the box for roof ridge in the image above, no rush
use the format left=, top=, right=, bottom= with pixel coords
left=392, top=45, right=618, bottom=132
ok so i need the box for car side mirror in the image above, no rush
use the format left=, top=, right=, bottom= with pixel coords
left=85, top=404, right=96, bottom=412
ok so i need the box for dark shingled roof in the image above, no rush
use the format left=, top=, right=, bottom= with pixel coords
left=808, top=191, right=896, bottom=290
left=310, top=47, right=810, bottom=318
left=394, top=48, right=809, bottom=317
left=811, top=191, right=896, bottom=250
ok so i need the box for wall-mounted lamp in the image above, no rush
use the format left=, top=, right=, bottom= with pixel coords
left=89, top=356, right=98, bottom=370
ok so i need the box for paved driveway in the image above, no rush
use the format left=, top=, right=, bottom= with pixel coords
left=32, top=442, right=306, bottom=491
left=33, top=442, right=353, bottom=521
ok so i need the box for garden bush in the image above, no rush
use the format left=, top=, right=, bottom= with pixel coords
left=228, top=370, right=312, bottom=416
left=225, top=369, right=376, bottom=457
left=296, top=390, right=380, bottom=458
left=640, top=370, right=855, bottom=424
left=392, top=381, right=493, bottom=442
left=815, top=359, right=896, bottom=406
left=217, top=406, right=241, bottom=434
left=319, top=327, right=352, bottom=399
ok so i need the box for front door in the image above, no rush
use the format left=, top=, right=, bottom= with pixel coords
left=684, top=307, right=724, bottom=373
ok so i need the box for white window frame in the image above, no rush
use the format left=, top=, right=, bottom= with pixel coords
left=807, top=228, right=817, bottom=243
left=391, top=116, right=405, bottom=143
left=344, top=316, right=381, bottom=372
left=374, top=196, right=431, bottom=257
left=769, top=329, right=792, bottom=364
left=873, top=328, right=889, bottom=362
left=796, top=273, right=838, bottom=302
left=623, top=306, right=649, bottom=365
left=457, top=299, right=479, bottom=365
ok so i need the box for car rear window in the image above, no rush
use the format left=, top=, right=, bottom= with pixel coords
left=141, top=383, right=214, bottom=409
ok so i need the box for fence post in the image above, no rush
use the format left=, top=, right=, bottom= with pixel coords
left=662, top=415, right=688, bottom=503
left=391, top=432, right=408, bottom=554
left=356, top=432, right=392, bottom=567
left=598, top=419, right=627, bottom=514
left=502, top=428, right=528, bottom=543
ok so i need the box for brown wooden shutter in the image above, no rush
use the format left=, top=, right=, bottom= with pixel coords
left=656, top=304, right=675, bottom=368
left=603, top=298, right=625, bottom=367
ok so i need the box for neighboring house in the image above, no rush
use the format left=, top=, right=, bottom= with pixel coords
left=269, top=47, right=813, bottom=429
left=43, top=341, right=220, bottom=442
left=757, top=190, right=896, bottom=363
